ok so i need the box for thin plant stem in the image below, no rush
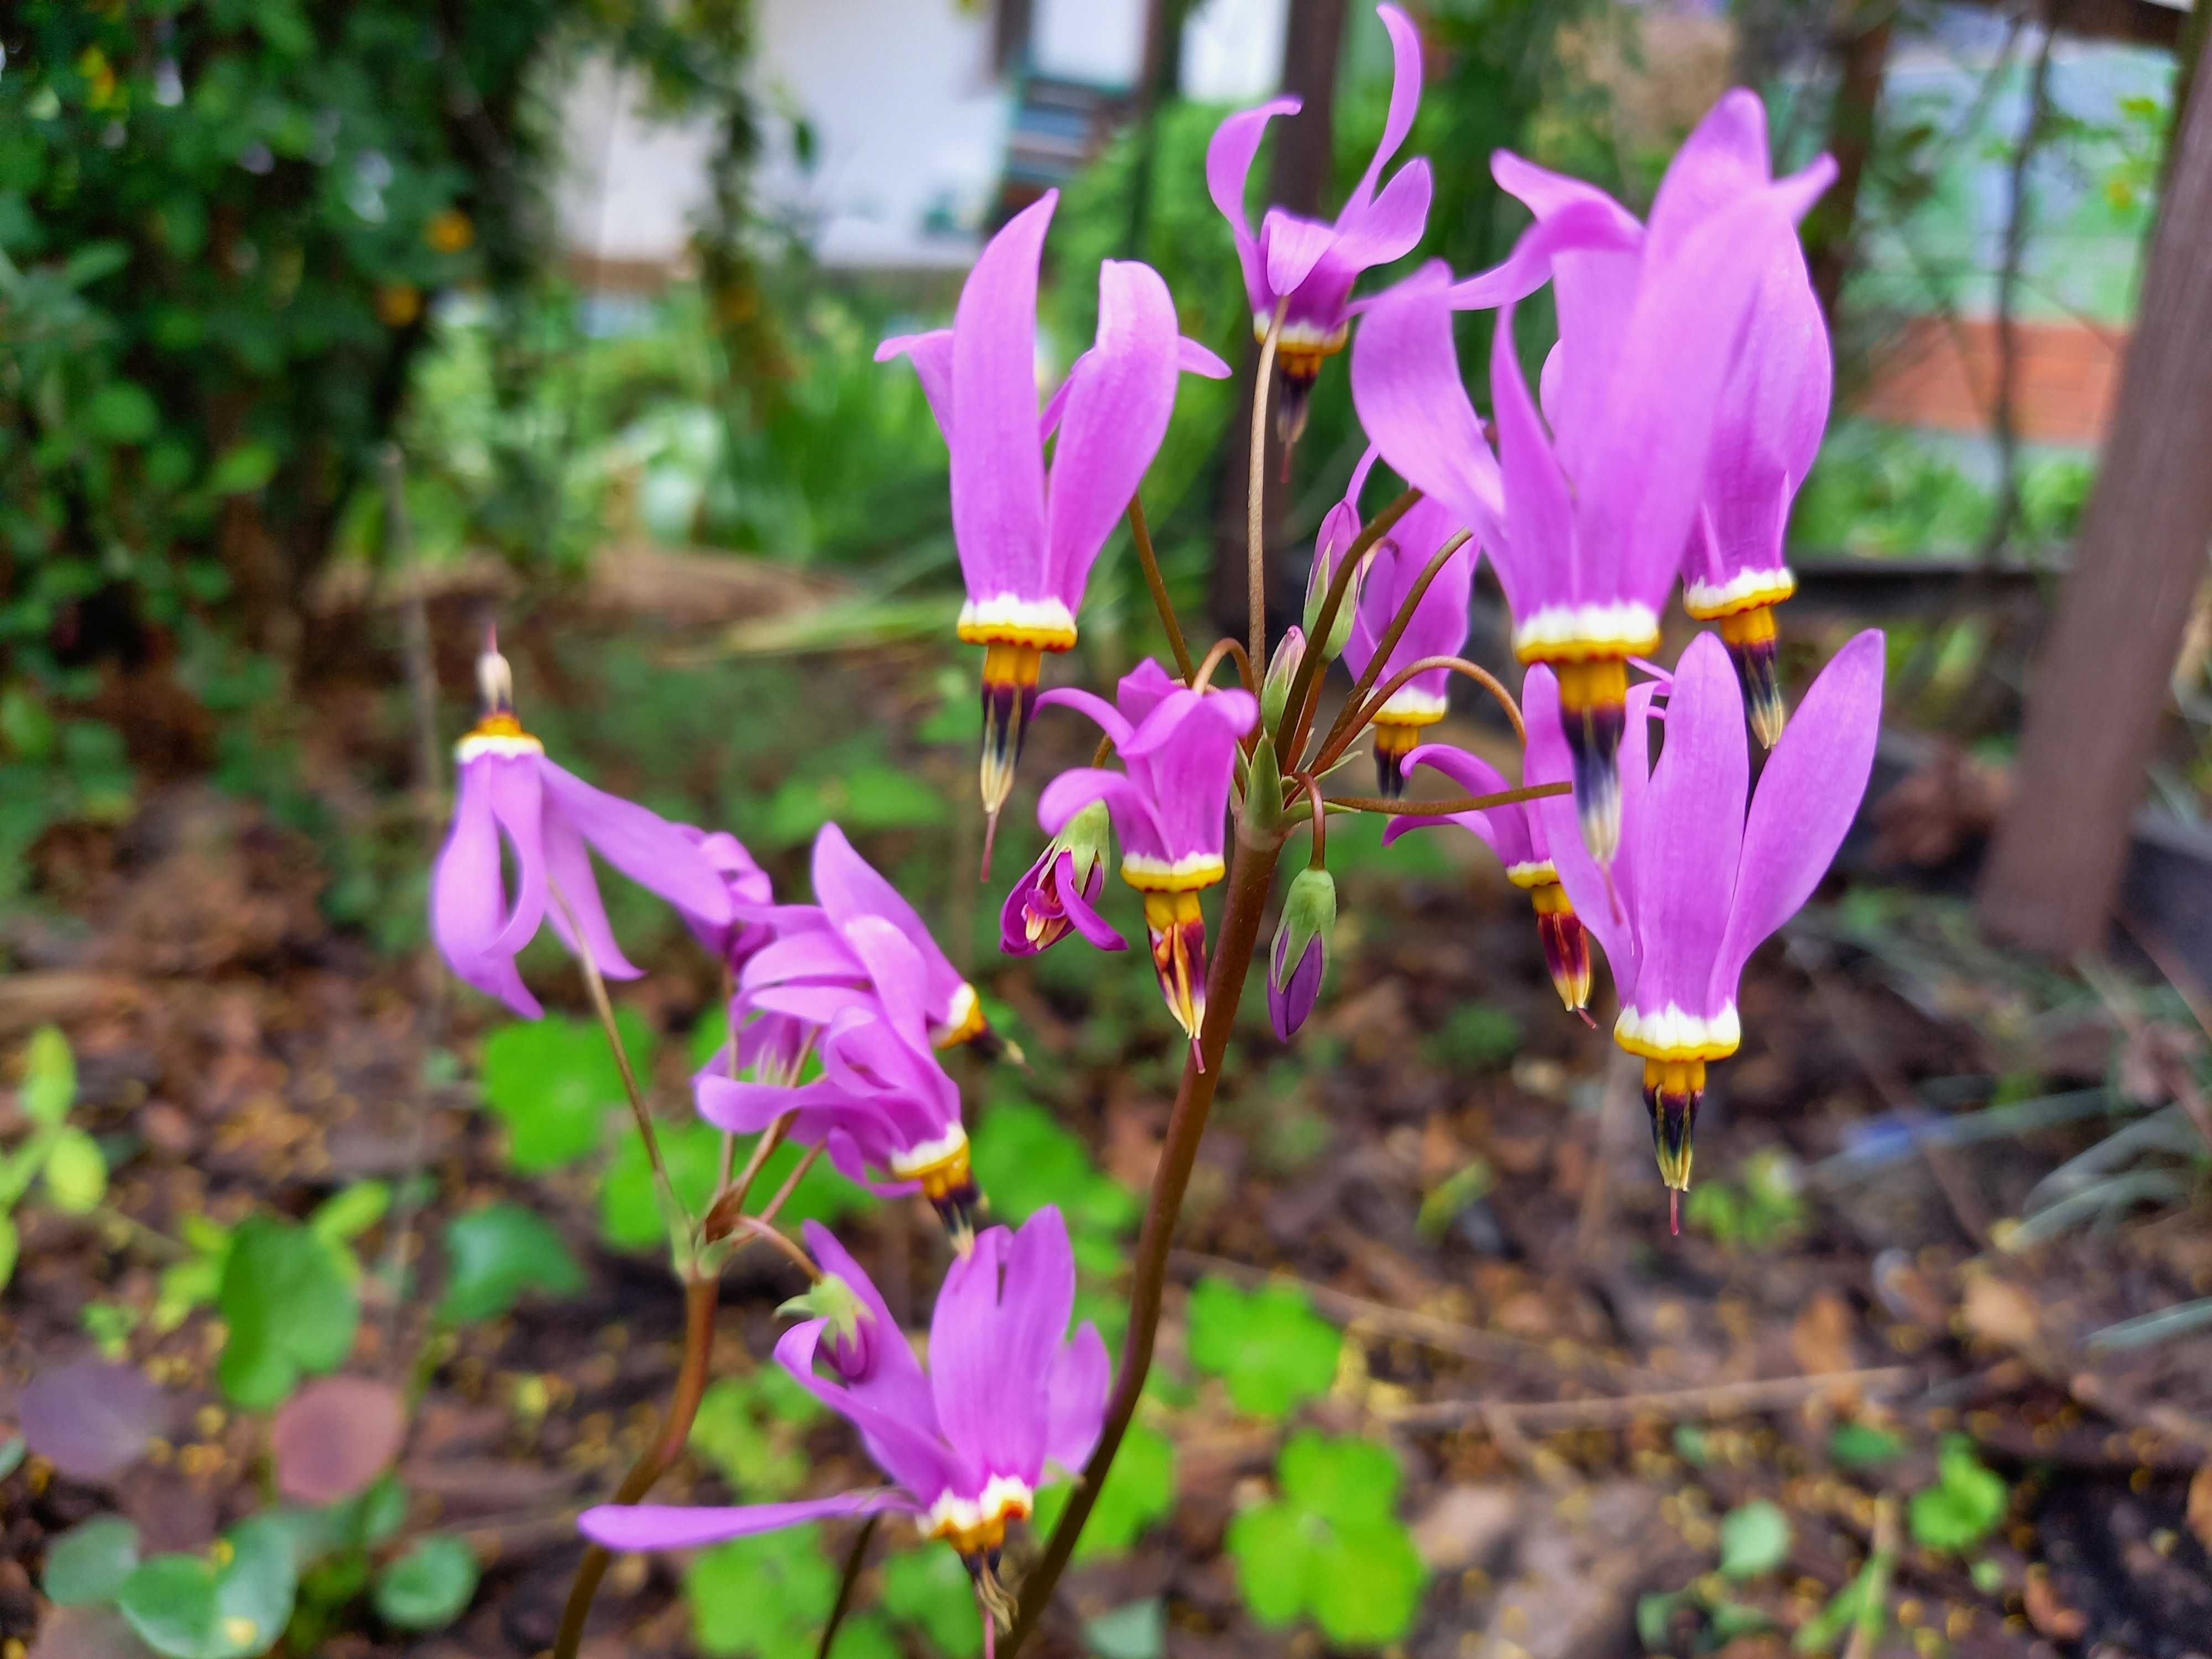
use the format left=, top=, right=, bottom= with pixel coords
left=716, top=963, right=739, bottom=1192
left=1312, top=653, right=1526, bottom=775
left=1004, top=825, right=1285, bottom=1652
left=551, top=1275, right=719, bottom=1659
left=1128, top=496, right=1193, bottom=682
left=815, top=1514, right=884, bottom=1659
left=1298, top=775, right=1328, bottom=869
left=1190, top=635, right=1256, bottom=695
left=1272, top=488, right=1423, bottom=760
left=733, top=1214, right=822, bottom=1281
left=1318, top=782, right=1567, bottom=818
left=1248, top=300, right=1287, bottom=674
left=703, top=1108, right=796, bottom=1243
left=755, top=1142, right=824, bottom=1225
left=1311, top=532, right=1473, bottom=768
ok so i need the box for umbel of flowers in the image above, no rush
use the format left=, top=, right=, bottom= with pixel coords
left=422, top=31, right=1884, bottom=1655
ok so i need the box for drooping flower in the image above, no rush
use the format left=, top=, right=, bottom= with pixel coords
left=877, top=193, right=1228, bottom=858
left=1034, top=660, right=1259, bottom=1060
left=1354, top=89, right=1832, bottom=867
left=429, top=636, right=731, bottom=1018
left=1380, top=673, right=1593, bottom=1022
left=1325, top=446, right=1483, bottom=796
left=1268, top=866, right=1338, bottom=1040
left=742, top=823, right=1001, bottom=1055
left=1675, top=101, right=1834, bottom=747
left=700, top=915, right=979, bottom=1236
left=1206, top=3, right=1432, bottom=443
left=1000, top=800, right=1125, bottom=958
left=674, top=826, right=775, bottom=973
left=1538, top=630, right=1884, bottom=1223
left=580, top=1208, right=1108, bottom=1640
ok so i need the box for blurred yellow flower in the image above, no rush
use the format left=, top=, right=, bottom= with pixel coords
left=375, top=283, right=422, bottom=327
left=425, top=210, right=474, bottom=254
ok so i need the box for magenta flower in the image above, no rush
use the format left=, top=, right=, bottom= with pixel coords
left=429, top=640, right=730, bottom=1019
left=1537, top=630, right=1884, bottom=1220
left=1000, top=800, right=1126, bottom=957
left=1380, top=675, right=1593, bottom=1022
left=1035, top=660, right=1258, bottom=1057
left=1324, top=446, right=1483, bottom=795
left=1207, top=3, right=1432, bottom=441
left=580, top=1207, right=1108, bottom=1639
left=877, top=192, right=1228, bottom=853
left=673, top=827, right=775, bottom=972
left=741, top=823, right=997, bottom=1055
left=701, top=915, right=977, bottom=1233
left=1267, top=867, right=1337, bottom=1040
left=1354, top=89, right=1833, bottom=868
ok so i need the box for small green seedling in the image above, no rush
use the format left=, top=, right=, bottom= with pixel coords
left=0, top=1026, right=110, bottom=1286
left=1226, top=1431, right=1427, bottom=1647
left=1186, top=1277, right=1342, bottom=1419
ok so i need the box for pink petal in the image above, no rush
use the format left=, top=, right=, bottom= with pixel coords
left=777, top=1321, right=972, bottom=1501
left=1380, top=742, right=1528, bottom=865
left=1045, top=1322, right=1110, bottom=1473
left=1331, top=158, right=1432, bottom=273
left=1060, top=867, right=1129, bottom=951
left=876, top=328, right=954, bottom=442
left=538, top=760, right=732, bottom=926
left=1715, top=630, right=1885, bottom=992
left=1261, top=209, right=1340, bottom=299
left=1034, top=686, right=1136, bottom=750
left=928, top=1228, right=1011, bottom=1475
left=1344, top=2, right=1426, bottom=215
left=485, top=757, right=550, bottom=960
left=541, top=806, right=643, bottom=979
left=580, top=1492, right=914, bottom=1553
left=1489, top=269, right=1578, bottom=617
left=801, top=1220, right=935, bottom=1425
left=1644, top=88, right=1775, bottom=267
left=1178, top=336, right=1233, bottom=378
left=812, top=824, right=958, bottom=1008
left=1037, top=768, right=1167, bottom=860
left=431, top=759, right=538, bottom=1015
left=1206, top=100, right=1300, bottom=311
left=1630, top=634, right=1747, bottom=1018
left=951, top=193, right=1055, bottom=603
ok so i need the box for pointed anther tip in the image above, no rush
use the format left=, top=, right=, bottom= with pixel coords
left=1575, top=1006, right=1596, bottom=1029
left=979, top=811, right=1000, bottom=884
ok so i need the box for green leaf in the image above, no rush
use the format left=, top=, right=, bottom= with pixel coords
left=1084, top=1599, right=1165, bottom=1659
left=205, top=442, right=278, bottom=497
left=22, top=1024, right=75, bottom=1125
left=601, top=1117, right=723, bottom=1251
left=86, top=382, right=161, bottom=446
left=310, top=1181, right=390, bottom=1245
left=437, top=1203, right=585, bottom=1326
left=43, top=1126, right=108, bottom=1213
left=1225, top=1433, right=1425, bottom=1645
left=479, top=1014, right=650, bottom=1173
left=970, top=1100, right=1138, bottom=1238
left=116, top=1555, right=221, bottom=1658
left=114, top=1517, right=296, bottom=1659
left=1224, top=1501, right=1314, bottom=1626
left=828, top=1612, right=902, bottom=1659
left=685, top=1526, right=842, bottom=1659
left=372, top=1535, right=479, bottom=1630
left=353, top=1472, right=411, bottom=1548
left=1030, top=1422, right=1176, bottom=1561
left=880, top=1544, right=982, bottom=1659
left=44, top=1516, right=142, bottom=1605
left=1185, top=1279, right=1342, bottom=1420
left=1908, top=1436, right=2007, bottom=1553
left=1829, top=1422, right=1906, bottom=1469
left=0, top=1214, right=17, bottom=1292
left=1719, top=1500, right=1792, bottom=1579
left=687, top=1375, right=815, bottom=1500
left=1277, top=1431, right=1400, bottom=1528
left=216, top=1217, right=359, bottom=1408
left=1307, top=1515, right=1427, bottom=1645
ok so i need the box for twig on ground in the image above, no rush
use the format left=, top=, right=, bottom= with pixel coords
left=1385, top=1365, right=1918, bottom=1432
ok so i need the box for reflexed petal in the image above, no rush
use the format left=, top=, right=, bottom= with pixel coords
left=1178, top=337, right=1233, bottom=378
left=1490, top=279, right=1577, bottom=614
left=1206, top=100, right=1300, bottom=309
left=928, top=1228, right=1011, bottom=1475
left=1331, top=158, right=1432, bottom=273
left=1631, top=634, right=1748, bottom=1018
left=1771, top=154, right=1840, bottom=225
left=1643, top=88, right=1774, bottom=266
left=484, top=757, right=550, bottom=961
left=1034, top=686, right=1136, bottom=750
left=989, top=1207, right=1077, bottom=1479
left=1380, top=742, right=1525, bottom=865
left=1037, top=768, right=1169, bottom=864
left=876, top=328, right=954, bottom=442
left=1261, top=210, right=1340, bottom=300
left=580, top=1491, right=915, bottom=1553
left=696, top=1075, right=846, bottom=1135
left=1344, top=2, right=1426, bottom=215
left=951, top=193, right=1056, bottom=603
left=1060, top=864, right=1129, bottom=951
left=541, top=807, right=643, bottom=979
left=776, top=1321, right=969, bottom=1501
left=1115, top=657, right=1187, bottom=731
left=1045, top=1322, right=1110, bottom=1474
left=1715, top=630, right=1885, bottom=992
left=1046, top=259, right=1180, bottom=610
left=840, top=917, right=936, bottom=1050
left=802, top=1220, right=935, bottom=1423
left=539, top=760, right=732, bottom=926
left=432, top=760, right=540, bottom=1016
left=740, top=928, right=862, bottom=996
left=812, top=823, right=959, bottom=1006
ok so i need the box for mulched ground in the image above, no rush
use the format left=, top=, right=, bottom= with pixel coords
left=6, top=611, right=2212, bottom=1659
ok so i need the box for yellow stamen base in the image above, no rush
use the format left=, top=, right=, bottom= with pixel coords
left=1370, top=710, right=1442, bottom=799
left=922, top=1478, right=1032, bottom=1557
left=893, top=1130, right=981, bottom=1242
left=1141, top=889, right=1208, bottom=1052
left=455, top=711, right=545, bottom=759
left=1528, top=882, right=1591, bottom=1020
left=931, top=981, right=988, bottom=1051
left=1642, top=1057, right=1707, bottom=1200
left=1717, top=602, right=1788, bottom=749
left=1548, top=659, right=1629, bottom=865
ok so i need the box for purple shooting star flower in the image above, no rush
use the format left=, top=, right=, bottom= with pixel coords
left=1206, top=2, right=1432, bottom=444
left=1267, top=865, right=1338, bottom=1040
left=1537, top=629, right=1884, bottom=1227
left=1355, top=89, right=1833, bottom=869
left=877, top=193, right=1228, bottom=865
left=1328, top=445, right=1481, bottom=796
left=580, top=1207, right=1108, bottom=1644
left=1034, top=660, right=1259, bottom=1060
left=1000, top=800, right=1126, bottom=958
left=672, top=826, right=775, bottom=974
left=428, top=634, right=731, bottom=1018
left=1381, top=671, right=1593, bottom=1023
left=702, top=915, right=980, bottom=1238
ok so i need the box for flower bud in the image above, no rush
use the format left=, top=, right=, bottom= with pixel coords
left=999, top=800, right=1124, bottom=957
left=1303, top=505, right=1360, bottom=661
left=1267, top=866, right=1337, bottom=1040
left=1260, top=627, right=1305, bottom=733
left=778, top=1271, right=873, bottom=1380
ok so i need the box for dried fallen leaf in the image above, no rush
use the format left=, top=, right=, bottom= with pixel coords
left=271, top=1375, right=406, bottom=1504
left=1960, top=1274, right=2039, bottom=1352
left=2022, top=1566, right=2086, bottom=1641
left=1791, top=1292, right=1857, bottom=1376
left=2187, top=1465, right=2212, bottom=1554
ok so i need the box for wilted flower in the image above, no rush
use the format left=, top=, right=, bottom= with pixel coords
left=429, top=636, right=730, bottom=1018
left=580, top=1208, right=1107, bottom=1639
left=878, top=192, right=1227, bottom=855
left=1206, top=3, right=1431, bottom=443
left=1035, top=660, right=1259, bottom=1060
left=700, top=917, right=979, bottom=1236
left=1382, top=675, right=1593, bottom=1022
left=1354, top=88, right=1832, bottom=866
left=1538, top=630, right=1884, bottom=1222
left=1000, top=800, right=1125, bottom=957
left=1268, top=866, right=1338, bottom=1039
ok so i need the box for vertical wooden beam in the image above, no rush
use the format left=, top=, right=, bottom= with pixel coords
left=1212, top=0, right=1349, bottom=644
left=1978, top=25, right=2212, bottom=953
left=1804, top=2, right=1894, bottom=321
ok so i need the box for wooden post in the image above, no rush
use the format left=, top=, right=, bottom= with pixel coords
left=1211, top=0, right=1348, bottom=643
left=1977, top=24, right=2212, bottom=953
left=1804, top=2, right=1894, bottom=321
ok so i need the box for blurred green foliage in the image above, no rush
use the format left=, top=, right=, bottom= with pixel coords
left=1227, top=1430, right=1426, bottom=1646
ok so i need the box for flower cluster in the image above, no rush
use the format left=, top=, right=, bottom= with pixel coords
left=422, top=28, right=1890, bottom=1652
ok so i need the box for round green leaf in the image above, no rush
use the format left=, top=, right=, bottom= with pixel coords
left=116, top=1557, right=219, bottom=1659
left=1310, top=1516, right=1427, bottom=1646
left=1224, top=1501, right=1314, bottom=1627
left=44, top=1516, right=142, bottom=1606
left=44, top=1126, right=109, bottom=1213
left=1277, top=1430, right=1400, bottom=1528
left=22, top=1024, right=76, bottom=1124
left=437, top=1203, right=585, bottom=1325
left=1718, top=1500, right=1792, bottom=1578
left=373, top=1535, right=479, bottom=1631
left=479, top=1015, right=649, bottom=1173
left=86, top=383, right=161, bottom=446
left=1186, top=1279, right=1342, bottom=1420
left=212, top=1515, right=300, bottom=1657
left=215, top=1217, right=359, bottom=1408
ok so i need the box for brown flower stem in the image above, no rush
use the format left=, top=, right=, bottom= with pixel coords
left=733, top=1214, right=822, bottom=1281
left=1310, top=531, right=1473, bottom=768
left=754, top=1143, right=823, bottom=1225
left=1190, top=635, right=1256, bottom=695
left=1128, top=496, right=1193, bottom=683
left=1298, top=775, right=1328, bottom=869
left=704, top=1109, right=796, bottom=1242
left=1311, top=651, right=1526, bottom=775
left=1003, top=824, right=1285, bottom=1655
left=1248, top=300, right=1288, bottom=675
left=551, top=1275, right=720, bottom=1659
left=815, top=1514, right=884, bottom=1659
left=1319, top=782, right=1567, bottom=817
left=1271, top=487, right=1423, bottom=760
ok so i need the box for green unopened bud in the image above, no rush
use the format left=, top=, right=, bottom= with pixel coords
left=1260, top=626, right=1306, bottom=732
left=1243, top=733, right=1283, bottom=834
left=778, top=1271, right=868, bottom=1352
left=1269, top=866, right=1338, bottom=1040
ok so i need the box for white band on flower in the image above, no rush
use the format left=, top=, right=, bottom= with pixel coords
left=921, top=1475, right=1034, bottom=1543
left=888, top=1123, right=969, bottom=1181
left=1120, top=852, right=1227, bottom=892
left=957, top=594, right=1078, bottom=649
left=1504, top=859, right=1559, bottom=889
left=1511, top=602, right=1662, bottom=660
left=1683, top=567, right=1795, bottom=619
left=1614, top=1001, right=1741, bottom=1061
left=455, top=732, right=546, bottom=760
left=1254, top=314, right=1350, bottom=354
left=1375, top=687, right=1449, bottom=722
